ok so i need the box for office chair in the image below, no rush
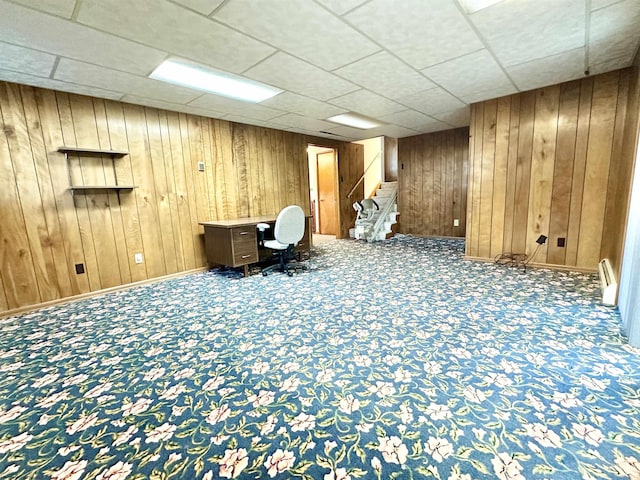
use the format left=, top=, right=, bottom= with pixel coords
left=261, top=205, right=308, bottom=276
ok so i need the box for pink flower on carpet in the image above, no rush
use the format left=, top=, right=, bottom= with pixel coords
left=218, top=448, right=249, bottom=478
left=0, top=405, right=27, bottom=424
left=248, top=390, right=275, bottom=407
left=202, top=376, right=225, bottom=391
left=524, top=423, right=562, bottom=448
left=113, top=426, right=138, bottom=447
left=260, top=415, right=278, bottom=435
left=377, top=436, right=408, bottom=465
left=424, top=436, right=453, bottom=463
left=50, top=460, right=87, bottom=480
left=145, top=423, right=176, bottom=443
left=491, top=452, right=525, bottom=480
left=615, top=455, right=640, bottom=477
left=95, top=461, right=133, bottom=480
left=121, top=398, right=151, bottom=416
left=571, top=423, right=604, bottom=446
left=205, top=404, right=231, bottom=425
left=290, top=412, right=315, bottom=432
left=338, top=394, right=360, bottom=414
left=264, top=449, right=295, bottom=477
left=66, top=412, right=99, bottom=435
left=0, top=432, right=32, bottom=454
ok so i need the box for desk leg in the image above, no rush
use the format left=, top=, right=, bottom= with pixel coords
left=243, top=265, right=249, bottom=277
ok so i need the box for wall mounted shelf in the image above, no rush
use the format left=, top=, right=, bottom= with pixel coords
left=59, top=146, right=135, bottom=197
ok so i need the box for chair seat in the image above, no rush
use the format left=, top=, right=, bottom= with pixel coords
left=263, top=239, right=290, bottom=251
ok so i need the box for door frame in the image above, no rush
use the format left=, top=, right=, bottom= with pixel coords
left=308, top=143, right=339, bottom=236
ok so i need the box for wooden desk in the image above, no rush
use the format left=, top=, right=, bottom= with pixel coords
left=199, top=215, right=312, bottom=276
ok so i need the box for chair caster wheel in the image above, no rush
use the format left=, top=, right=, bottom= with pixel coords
left=262, top=271, right=268, bottom=276
left=287, top=271, right=293, bottom=277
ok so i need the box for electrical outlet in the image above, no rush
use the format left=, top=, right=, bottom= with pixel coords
left=134, top=253, right=143, bottom=264
left=557, top=237, right=566, bottom=247
left=453, top=219, right=460, bottom=227
left=75, top=263, right=85, bottom=274
left=198, top=161, right=205, bottom=172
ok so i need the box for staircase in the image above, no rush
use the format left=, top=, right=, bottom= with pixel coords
left=350, top=181, right=399, bottom=242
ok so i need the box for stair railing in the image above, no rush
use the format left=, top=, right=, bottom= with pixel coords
left=368, top=184, right=398, bottom=241
left=347, top=151, right=381, bottom=199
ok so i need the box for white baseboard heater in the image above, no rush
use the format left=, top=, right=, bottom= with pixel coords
left=598, top=258, right=617, bottom=306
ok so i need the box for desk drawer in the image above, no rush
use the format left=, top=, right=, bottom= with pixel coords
left=231, top=227, right=258, bottom=266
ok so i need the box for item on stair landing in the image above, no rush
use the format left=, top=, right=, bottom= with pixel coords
left=350, top=181, right=399, bottom=242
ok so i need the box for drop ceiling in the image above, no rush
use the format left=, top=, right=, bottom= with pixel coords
left=0, top=0, right=638, bottom=141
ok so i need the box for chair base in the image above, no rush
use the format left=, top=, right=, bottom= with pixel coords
left=261, top=245, right=307, bottom=277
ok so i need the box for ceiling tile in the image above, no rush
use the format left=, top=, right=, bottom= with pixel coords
left=10, top=0, right=76, bottom=18
left=0, top=1, right=167, bottom=76
left=121, top=94, right=227, bottom=118
left=213, top=0, right=379, bottom=70
left=259, top=92, right=346, bottom=119
left=76, top=0, right=274, bottom=74
left=591, top=0, right=622, bottom=10
left=335, top=51, right=436, bottom=101
left=221, top=114, right=269, bottom=128
left=458, top=84, right=518, bottom=105
left=379, top=109, right=448, bottom=131
left=469, top=0, right=585, bottom=67
left=345, top=0, right=483, bottom=69
left=588, top=0, right=640, bottom=67
left=315, top=0, right=369, bottom=16
left=432, top=107, right=471, bottom=128
left=268, top=113, right=336, bottom=132
left=507, top=48, right=585, bottom=92
left=422, top=50, right=514, bottom=98
left=0, top=42, right=56, bottom=77
left=171, top=0, right=224, bottom=15
left=589, top=55, right=633, bottom=76
left=323, top=124, right=375, bottom=140
left=245, top=52, right=359, bottom=101
left=329, top=89, right=406, bottom=118
left=365, top=124, right=419, bottom=139
left=189, top=93, right=285, bottom=121
left=397, top=87, right=466, bottom=115
left=55, top=58, right=202, bottom=104
left=0, top=68, right=124, bottom=100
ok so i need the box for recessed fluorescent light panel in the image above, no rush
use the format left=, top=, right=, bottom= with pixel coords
left=457, top=0, right=503, bottom=14
left=149, top=59, right=282, bottom=103
left=327, top=112, right=382, bottom=129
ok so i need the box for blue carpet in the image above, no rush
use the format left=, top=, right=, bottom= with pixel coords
left=0, top=236, right=639, bottom=479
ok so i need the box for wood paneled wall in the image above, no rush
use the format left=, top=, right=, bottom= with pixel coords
left=466, top=70, right=632, bottom=271
left=0, top=81, right=331, bottom=313
left=397, top=127, right=469, bottom=237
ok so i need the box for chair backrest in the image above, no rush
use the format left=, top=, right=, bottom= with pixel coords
left=274, top=205, right=305, bottom=245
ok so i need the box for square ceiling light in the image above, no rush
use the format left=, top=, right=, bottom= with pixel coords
left=327, top=112, right=383, bottom=129
left=457, top=0, right=504, bottom=14
left=150, top=58, right=282, bottom=103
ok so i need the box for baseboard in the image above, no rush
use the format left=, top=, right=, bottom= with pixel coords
left=464, top=255, right=598, bottom=274
left=0, top=267, right=209, bottom=319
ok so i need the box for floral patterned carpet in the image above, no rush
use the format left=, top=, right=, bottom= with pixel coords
left=0, top=235, right=639, bottom=480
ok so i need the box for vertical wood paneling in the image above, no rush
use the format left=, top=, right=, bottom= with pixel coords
left=576, top=73, right=618, bottom=268
left=490, top=97, right=511, bottom=258
left=467, top=70, right=634, bottom=272
left=547, top=82, right=580, bottom=265
left=398, top=127, right=469, bottom=238
left=527, top=86, right=560, bottom=263
left=0, top=81, right=322, bottom=313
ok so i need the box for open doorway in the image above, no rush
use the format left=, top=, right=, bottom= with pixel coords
left=308, top=145, right=337, bottom=243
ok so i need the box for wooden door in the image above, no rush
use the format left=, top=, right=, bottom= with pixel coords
left=317, top=151, right=337, bottom=235
left=337, top=143, right=365, bottom=239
